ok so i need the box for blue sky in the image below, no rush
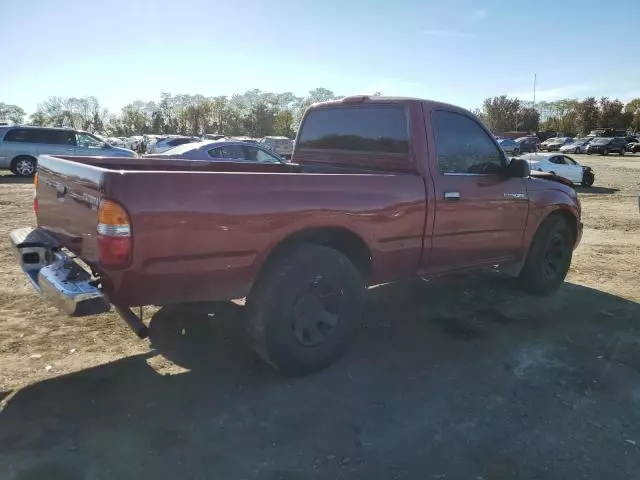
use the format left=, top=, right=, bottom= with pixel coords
left=2, top=0, right=639, bottom=115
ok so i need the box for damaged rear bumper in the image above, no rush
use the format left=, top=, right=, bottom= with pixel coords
left=10, top=227, right=110, bottom=316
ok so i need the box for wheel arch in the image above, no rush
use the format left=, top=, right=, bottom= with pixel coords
left=255, top=227, right=373, bottom=283
left=505, top=207, right=580, bottom=278
left=544, top=209, right=579, bottom=246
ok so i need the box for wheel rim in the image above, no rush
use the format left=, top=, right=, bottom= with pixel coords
left=542, top=233, right=567, bottom=279
left=292, top=281, right=342, bottom=347
left=16, top=159, right=35, bottom=176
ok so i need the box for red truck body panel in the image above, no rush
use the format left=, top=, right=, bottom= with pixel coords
left=36, top=155, right=427, bottom=306
left=33, top=97, right=581, bottom=308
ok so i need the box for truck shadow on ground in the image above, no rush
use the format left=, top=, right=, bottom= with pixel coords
left=2, top=275, right=640, bottom=479
left=574, top=186, right=619, bottom=194
left=0, top=175, right=33, bottom=185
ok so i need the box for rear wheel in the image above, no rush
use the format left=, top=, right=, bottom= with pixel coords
left=11, top=156, right=37, bottom=177
left=246, top=244, right=365, bottom=375
left=519, top=216, right=573, bottom=296
left=619, top=148, right=625, bottom=156
left=602, top=148, right=609, bottom=156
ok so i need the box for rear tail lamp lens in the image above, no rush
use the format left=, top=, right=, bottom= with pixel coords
left=98, top=200, right=132, bottom=268
left=33, top=173, right=39, bottom=216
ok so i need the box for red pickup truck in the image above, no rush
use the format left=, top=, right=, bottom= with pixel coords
left=10, top=96, right=582, bottom=375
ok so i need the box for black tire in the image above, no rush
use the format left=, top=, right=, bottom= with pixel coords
left=619, top=148, right=625, bottom=156
left=518, top=215, right=574, bottom=296
left=602, top=148, right=609, bottom=156
left=574, top=147, right=580, bottom=154
left=587, top=151, right=592, bottom=155
left=246, top=244, right=365, bottom=375
left=11, top=156, right=37, bottom=177
left=582, top=170, right=595, bottom=187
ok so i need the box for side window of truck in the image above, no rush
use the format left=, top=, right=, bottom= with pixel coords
left=298, top=105, right=409, bottom=154
left=432, top=110, right=504, bottom=175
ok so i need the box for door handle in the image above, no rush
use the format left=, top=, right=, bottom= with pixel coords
left=444, top=191, right=461, bottom=201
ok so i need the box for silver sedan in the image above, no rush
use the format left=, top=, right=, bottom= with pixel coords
left=559, top=137, right=592, bottom=154
left=145, top=140, right=286, bottom=163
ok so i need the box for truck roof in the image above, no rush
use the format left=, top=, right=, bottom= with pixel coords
left=312, top=95, right=473, bottom=115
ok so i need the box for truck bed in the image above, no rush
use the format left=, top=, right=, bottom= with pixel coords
left=35, top=154, right=428, bottom=307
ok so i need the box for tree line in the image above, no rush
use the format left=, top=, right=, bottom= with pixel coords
left=1, top=88, right=342, bottom=139
left=0, top=88, right=340, bottom=137
left=478, top=95, right=640, bottom=135
left=2, top=91, right=639, bottom=138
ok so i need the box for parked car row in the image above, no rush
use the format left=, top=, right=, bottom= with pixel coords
left=499, top=133, right=639, bottom=157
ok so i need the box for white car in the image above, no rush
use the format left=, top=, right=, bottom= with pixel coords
left=522, top=153, right=594, bottom=186
left=559, top=137, right=592, bottom=154
left=148, top=136, right=198, bottom=154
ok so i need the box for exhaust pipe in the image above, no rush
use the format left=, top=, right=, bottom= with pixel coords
left=114, top=305, right=149, bottom=339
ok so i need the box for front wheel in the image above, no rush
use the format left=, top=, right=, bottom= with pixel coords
left=518, top=216, right=573, bottom=296
left=246, top=244, right=365, bottom=375
left=582, top=170, right=595, bottom=187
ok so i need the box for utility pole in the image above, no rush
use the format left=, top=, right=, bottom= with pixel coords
left=533, top=73, right=538, bottom=134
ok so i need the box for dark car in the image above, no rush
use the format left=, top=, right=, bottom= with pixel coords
left=515, top=136, right=539, bottom=153
left=627, top=142, right=640, bottom=153
left=586, top=137, right=627, bottom=155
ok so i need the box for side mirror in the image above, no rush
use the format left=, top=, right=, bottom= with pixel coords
left=506, top=157, right=530, bottom=178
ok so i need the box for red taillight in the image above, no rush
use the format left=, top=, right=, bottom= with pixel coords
left=98, top=200, right=132, bottom=268
left=33, top=173, right=39, bottom=216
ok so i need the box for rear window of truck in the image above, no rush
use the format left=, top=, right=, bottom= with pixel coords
left=298, top=105, right=409, bottom=154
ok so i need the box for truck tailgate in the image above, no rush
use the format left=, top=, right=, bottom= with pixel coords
left=36, top=155, right=105, bottom=263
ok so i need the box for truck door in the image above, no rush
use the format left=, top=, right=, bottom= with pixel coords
left=425, top=110, right=529, bottom=273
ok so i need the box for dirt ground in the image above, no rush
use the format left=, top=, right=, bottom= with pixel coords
left=0, top=154, right=639, bottom=479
